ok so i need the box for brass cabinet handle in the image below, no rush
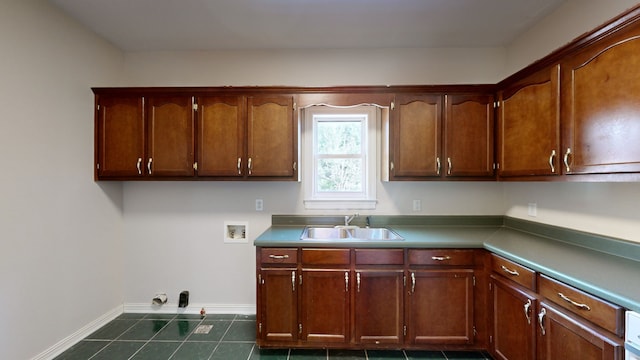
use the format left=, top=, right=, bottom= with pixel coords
left=558, top=292, right=591, bottom=311
left=500, top=265, right=520, bottom=276
left=538, top=308, right=547, bottom=336
left=564, top=148, right=572, bottom=172
left=431, top=256, right=451, bottom=261
left=356, top=272, right=361, bottom=292
left=237, top=158, right=242, bottom=175
left=147, top=158, right=152, bottom=175
left=524, top=299, right=532, bottom=324
left=136, top=157, right=142, bottom=175
left=447, top=157, right=452, bottom=175
left=268, top=254, right=289, bottom=259
left=248, top=157, right=252, bottom=175
left=436, top=157, right=441, bottom=175
left=549, top=150, right=556, bottom=173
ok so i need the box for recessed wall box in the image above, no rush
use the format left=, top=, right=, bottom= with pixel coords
left=178, top=291, right=189, bottom=308
left=224, top=221, right=248, bottom=243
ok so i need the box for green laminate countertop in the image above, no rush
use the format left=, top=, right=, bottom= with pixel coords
left=254, top=216, right=640, bottom=313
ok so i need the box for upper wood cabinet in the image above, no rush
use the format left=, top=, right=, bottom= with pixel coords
left=561, top=27, right=640, bottom=175
left=389, top=94, right=442, bottom=179
left=497, top=65, right=561, bottom=178
left=95, top=95, right=144, bottom=179
left=146, top=96, right=195, bottom=177
left=196, top=96, right=245, bottom=177
left=388, top=92, right=495, bottom=180
left=95, top=90, right=297, bottom=180
left=444, top=94, right=495, bottom=178
left=95, top=94, right=195, bottom=179
left=197, top=94, right=297, bottom=179
left=247, top=96, right=297, bottom=178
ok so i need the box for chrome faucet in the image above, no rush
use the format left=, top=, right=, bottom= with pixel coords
left=344, top=213, right=359, bottom=226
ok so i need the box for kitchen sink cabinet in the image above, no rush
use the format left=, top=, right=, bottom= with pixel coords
left=497, top=65, right=561, bottom=178
left=560, top=25, right=640, bottom=176
left=299, top=248, right=351, bottom=345
left=353, top=248, right=405, bottom=345
left=353, top=269, right=405, bottom=345
left=444, top=94, right=495, bottom=178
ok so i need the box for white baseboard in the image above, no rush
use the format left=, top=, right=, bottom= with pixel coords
left=31, top=305, right=123, bottom=360
left=123, top=302, right=256, bottom=315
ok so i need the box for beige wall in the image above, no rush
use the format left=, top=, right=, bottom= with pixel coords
left=0, top=0, right=124, bottom=359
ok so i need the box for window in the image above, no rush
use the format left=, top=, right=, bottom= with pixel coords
left=302, top=105, right=378, bottom=210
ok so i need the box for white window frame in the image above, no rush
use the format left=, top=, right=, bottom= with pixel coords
left=302, top=105, right=379, bottom=210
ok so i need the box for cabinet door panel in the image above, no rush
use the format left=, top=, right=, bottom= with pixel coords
left=301, top=269, right=349, bottom=344
left=197, top=96, right=245, bottom=177
left=354, top=270, right=404, bottom=344
left=247, top=96, right=296, bottom=178
left=490, top=275, right=537, bottom=360
left=444, top=94, right=495, bottom=177
left=408, top=270, right=474, bottom=345
left=498, top=65, right=560, bottom=177
left=260, top=269, right=297, bottom=343
left=146, top=96, right=195, bottom=177
left=96, top=95, right=144, bottom=178
left=562, top=34, right=640, bottom=174
left=391, top=94, right=442, bottom=178
left=537, top=301, right=623, bottom=360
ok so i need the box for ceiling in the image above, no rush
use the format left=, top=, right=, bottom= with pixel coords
left=49, top=0, right=566, bottom=51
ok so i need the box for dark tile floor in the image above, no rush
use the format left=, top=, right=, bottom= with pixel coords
left=54, top=313, right=493, bottom=360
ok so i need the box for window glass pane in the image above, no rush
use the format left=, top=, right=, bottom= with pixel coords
left=316, top=120, right=362, bottom=155
left=317, top=159, right=362, bottom=192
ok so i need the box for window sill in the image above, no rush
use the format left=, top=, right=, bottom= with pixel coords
left=303, top=199, right=377, bottom=210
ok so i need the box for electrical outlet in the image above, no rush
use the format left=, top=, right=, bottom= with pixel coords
left=413, top=199, right=421, bottom=211
left=255, top=199, right=263, bottom=211
left=528, top=203, right=537, bottom=217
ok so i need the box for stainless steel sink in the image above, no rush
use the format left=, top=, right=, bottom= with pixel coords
left=300, top=226, right=404, bottom=241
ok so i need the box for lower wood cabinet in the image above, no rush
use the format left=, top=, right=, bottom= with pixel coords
left=489, top=255, right=624, bottom=360
left=256, top=247, right=485, bottom=350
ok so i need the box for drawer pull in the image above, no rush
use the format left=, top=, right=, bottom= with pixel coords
left=431, top=256, right=451, bottom=261
left=558, top=292, right=591, bottom=311
left=268, top=254, right=289, bottom=259
left=500, top=265, right=520, bottom=276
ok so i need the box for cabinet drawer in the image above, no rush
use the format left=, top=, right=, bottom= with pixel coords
left=538, top=274, right=624, bottom=336
left=302, top=248, right=350, bottom=265
left=408, top=249, right=474, bottom=266
left=491, top=254, right=536, bottom=291
left=260, top=248, right=298, bottom=265
left=354, top=249, right=404, bottom=265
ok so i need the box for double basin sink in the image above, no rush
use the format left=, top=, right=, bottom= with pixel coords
left=300, top=226, right=404, bottom=241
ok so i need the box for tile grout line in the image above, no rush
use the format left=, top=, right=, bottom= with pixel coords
left=167, top=316, right=208, bottom=360
left=86, top=316, right=148, bottom=360
left=128, top=314, right=176, bottom=360
left=206, top=315, right=236, bottom=360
